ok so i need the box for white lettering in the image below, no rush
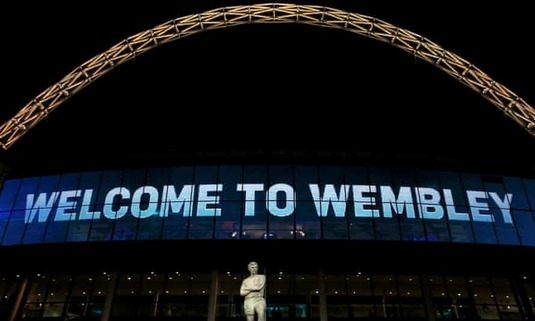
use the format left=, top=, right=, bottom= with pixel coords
left=380, top=186, right=416, bottom=218
left=79, top=189, right=100, bottom=220
left=267, top=184, right=295, bottom=217
left=16, top=183, right=516, bottom=228
left=103, top=187, right=130, bottom=219
left=25, top=192, right=59, bottom=223
left=309, top=184, right=350, bottom=217
left=196, top=184, right=222, bottom=216
left=353, top=185, right=380, bottom=218
left=160, top=185, right=194, bottom=217
left=131, top=186, right=159, bottom=219
left=415, top=187, right=443, bottom=220
left=237, top=184, right=264, bottom=216
left=54, top=190, right=81, bottom=222
left=467, top=190, right=493, bottom=222
left=488, top=192, right=513, bottom=224
left=443, top=189, right=469, bottom=221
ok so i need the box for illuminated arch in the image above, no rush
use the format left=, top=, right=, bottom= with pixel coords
left=1, top=3, right=534, bottom=149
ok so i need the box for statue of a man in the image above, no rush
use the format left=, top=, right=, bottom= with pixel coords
left=240, top=261, right=266, bottom=321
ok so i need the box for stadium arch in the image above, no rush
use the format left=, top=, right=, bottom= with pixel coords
left=0, top=2, right=534, bottom=150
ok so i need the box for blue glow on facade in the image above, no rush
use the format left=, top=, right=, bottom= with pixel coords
left=0, top=165, right=534, bottom=246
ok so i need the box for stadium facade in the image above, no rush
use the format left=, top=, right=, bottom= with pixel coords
left=1, top=2, right=534, bottom=321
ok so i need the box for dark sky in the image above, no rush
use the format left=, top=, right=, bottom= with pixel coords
left=1, top=1, right=534, bottom=177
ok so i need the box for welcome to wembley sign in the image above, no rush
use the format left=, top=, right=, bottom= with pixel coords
left=1, top=165, right=534, bottom=246
left=19, top=181, right=514, bottom=224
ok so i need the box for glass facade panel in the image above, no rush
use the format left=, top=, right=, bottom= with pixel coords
left=491, top=278, right=517, bottom=308
left=345, top=166, right=375, bottom=241
left=238, top=271, right=321, bottom=320
left=0, top=178, right=22, bottom=244
left=44, top=173, right=80, bottom=244
left=65, top=171, right=102, bottom=243
left=397, top=275, right=426, bottom=318
left=325, top=273, right=349, bottom=319
left=217, top=201, right=242, bottom=240
left=373, top=274, right=399, bottom=318
left=111, top=271, right=164, bottom=318
left=295, top=201, right=320, bottom=240
left=428, top=276, right=455, bottom=319
left=467, top=277, right=501, bottom=319
left=268, top=166, right=296, bottom=240
left=440, top=171, right=474, bottom=244
left=483, top=181, right=519, bottom=246
left=420, top=171, right=450, bottom=243
left=347, top=272, right=375, bottom=318
left=218, top=269, right=242, bottom=318
left=523, top=179, right=535, bottom=211
left=393, top=170, right=426, bottom=242
left=0, top=178, right=21, bottom=212
left=42, top=275, right=71, bottom=317
left=136, top=167, right=170, bottom=240
left=67, top=274, right=93, bottom=318
left=462, top=173, right=498, bottom=245
left=159, top=272, right=210, bottom=318
left=116, top=273, right=141, bottom=296
left=523, top=179, right=535, bottom=247
left=88, top=170, right=124, bottom=242
left=503, top=177, right=531, bottom=211
left=370, top=168, right=400, bottom=242
left=492, top=206, right=520, bottom=246
left=2, top=210, right=26, bottom=246
left=513, top=210, right=535, bottom=247
left=112, top=169, right=145, bottom=241
left=140, top=271, right=165, bottom=303
left=294, top=167, right=320, bottom=241
left=217, top=166, right=243, bottom=240
left=444, top=276, right=474, bottom=319
left=188, top=166, right=219, bottom=240
left=1, top=276, right=20, bottom=319
left=241, top=166, right=268, bottom=239
left=3, top=177, right=41, bottom=246
left=319, top=166, right=348, bottom=240
left=161, top=166, right=194, bottom=240
left=22, top=175, right=61, bottom=245
left=524, top=282, right=535, bottom=315
left=0, top=211, right=7, bottom=246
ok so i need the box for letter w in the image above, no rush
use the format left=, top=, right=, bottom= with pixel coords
left=25, top=192, right=59, bottom=223
left=309, top=184, right=350, bottom=217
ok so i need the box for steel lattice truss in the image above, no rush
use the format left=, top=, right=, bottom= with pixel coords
left=1, top=3, right=534, bottom=150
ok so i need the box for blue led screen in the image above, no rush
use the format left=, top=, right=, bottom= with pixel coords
left=0, top=165, right=534, bottom=246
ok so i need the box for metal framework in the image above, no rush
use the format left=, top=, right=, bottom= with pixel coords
left=1, top=3, right=534, bottom=150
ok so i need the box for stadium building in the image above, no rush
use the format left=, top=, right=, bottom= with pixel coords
left=1, top=2, right=534, bottom=321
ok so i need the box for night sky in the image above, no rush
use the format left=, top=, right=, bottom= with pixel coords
left=1, top=1, right=534, bottom=177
